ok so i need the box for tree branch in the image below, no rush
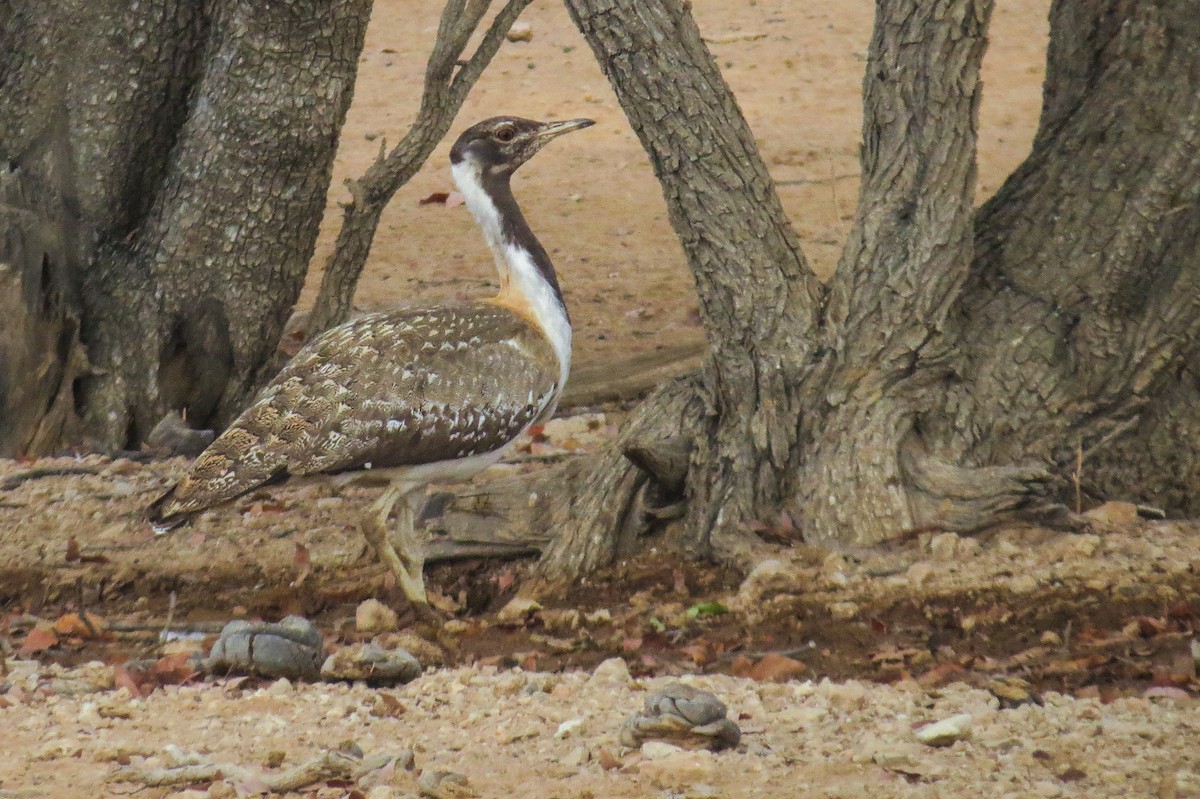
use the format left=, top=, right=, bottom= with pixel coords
left=824, top=0, right=994, bottom=370
left=305, top=0, right=534, bottom=337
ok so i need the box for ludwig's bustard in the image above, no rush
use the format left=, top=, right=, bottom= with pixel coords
left=148, top=116, right=594, bottom=605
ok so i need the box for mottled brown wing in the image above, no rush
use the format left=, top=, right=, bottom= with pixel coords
left=148, top=304, right=559, bottom=525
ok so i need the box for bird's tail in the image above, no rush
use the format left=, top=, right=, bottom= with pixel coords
left=145, top=488, right=190, bottom=535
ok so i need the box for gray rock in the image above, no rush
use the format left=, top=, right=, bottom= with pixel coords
left=145, top=411, right=215, bottom=457
left=204, top=616, right=324, bottom=680
left=619, top=683, right=740, bottom=751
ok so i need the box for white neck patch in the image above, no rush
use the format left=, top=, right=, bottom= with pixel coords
left=451, top=157, right=572, bottom=390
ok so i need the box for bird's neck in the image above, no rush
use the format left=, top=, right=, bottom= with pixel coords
left=451, top=160, right=572, bottom=384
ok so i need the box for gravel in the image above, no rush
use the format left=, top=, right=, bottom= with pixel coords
left=1, top=659, right=1197, bottom=798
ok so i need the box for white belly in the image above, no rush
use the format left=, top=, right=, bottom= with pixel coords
left=332, top=446, right=511, bottom=496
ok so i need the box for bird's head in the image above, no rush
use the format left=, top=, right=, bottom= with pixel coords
left=449, top=116, right=594, bottom=178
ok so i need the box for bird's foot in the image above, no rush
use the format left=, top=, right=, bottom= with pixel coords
left=394, top=561, right=430, bottom=610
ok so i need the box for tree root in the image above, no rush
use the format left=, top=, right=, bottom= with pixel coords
left=901, top=439, right=1053, bottom=533
left=538, top=374, right=706, bottom=577
left=110, top=744, right=400, bottom=792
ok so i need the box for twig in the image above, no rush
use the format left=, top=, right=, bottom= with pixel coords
left=107, top=620, right=227, bottom=635
left=775, top=172, right=859, bottom=186
left=110, top=748, right=396, bottom=792
left=828, top=161, right=845, bottom=225
left=160, top=591, right=177, bottom=645
left=504, top=450, right=578, bottom=465
left=1, top=466, right=101, bottom=490
left=424, top=539, right=543, bottom=562
left=74, top=578, right=100, bottom=638
left=1073, top=440, right=1083, bottom=514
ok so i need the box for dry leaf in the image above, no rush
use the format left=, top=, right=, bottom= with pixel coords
left=1135, top=616, right=1167, bottom=637
left=596, top=747, right=620, bottom=771
left=150, top=651, right=197, bottom=685
left=729, top=655, right=754, bottom=679
left=918, top=662, right=965, bottom=687
left=746, top=652, right=807, bottom=682
left=112, top=665, right=145, bottom=698
left=1167, top=601, right=1195, bottom=621
left=53, top=612, right=107, bottom=639
left=419, top=191, right=450, bottom=205
left=19, top=627, right=58, bottom=656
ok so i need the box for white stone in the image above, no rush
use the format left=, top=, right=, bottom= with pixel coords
left=818, top=679, right=868, bottom=710
left=562, top=745, right=590, bottom=767
left=916, top=713, right=973, bottom=746
left=588, top=657, right=632, bottom=685
left=506, top=21, right=533, bottom=42
left=829, top=601, right=859, bottom=620
left=737, top=558, right=799, bottom=603
left=554, top=718, right=584, bottom=738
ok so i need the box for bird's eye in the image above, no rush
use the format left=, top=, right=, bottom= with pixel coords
left=495, top=126, right=515, bottom=142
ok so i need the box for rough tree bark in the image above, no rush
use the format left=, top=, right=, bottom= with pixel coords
left=0, top=0, right=370, bottom=454
left=543, top=0, right=827, bottom=574
left=536, top=0, right=1200, bottom=576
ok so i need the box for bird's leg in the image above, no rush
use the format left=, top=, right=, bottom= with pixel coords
left=359, top=484, right=406, bottom=581
left=387, top=492, right=429, bottom=606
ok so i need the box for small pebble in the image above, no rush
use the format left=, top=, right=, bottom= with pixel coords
left=496, top=597, right=541, bottom=625
left=589, top=657, right=631, bottom=685
left=506, top=21, right=532, bottom=42
left=356, top=599, right=399, bottom=633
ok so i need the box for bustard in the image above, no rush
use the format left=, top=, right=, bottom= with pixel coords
left=148, top=116, right=593, bottom=606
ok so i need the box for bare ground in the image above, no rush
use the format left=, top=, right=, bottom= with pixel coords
left=4, top=1, right=1199, bottom=797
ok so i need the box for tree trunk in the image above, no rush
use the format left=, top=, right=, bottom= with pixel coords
left=932, top=0, right=1200, bottom=514
left=552, top=0, right=826, bottom=570
left=0, top=0, right=369, bottom=454
left=539, top=0, right=1200, bottom=577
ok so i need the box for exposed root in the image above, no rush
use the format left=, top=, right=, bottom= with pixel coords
left=901, top=439, right=1052, bottom=533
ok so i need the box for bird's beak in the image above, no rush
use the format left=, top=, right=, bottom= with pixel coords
left=536, top=118, right=595, bottom=141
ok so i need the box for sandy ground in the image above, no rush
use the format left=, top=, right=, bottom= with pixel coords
left=8, top=2, right=1200, bottom=798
